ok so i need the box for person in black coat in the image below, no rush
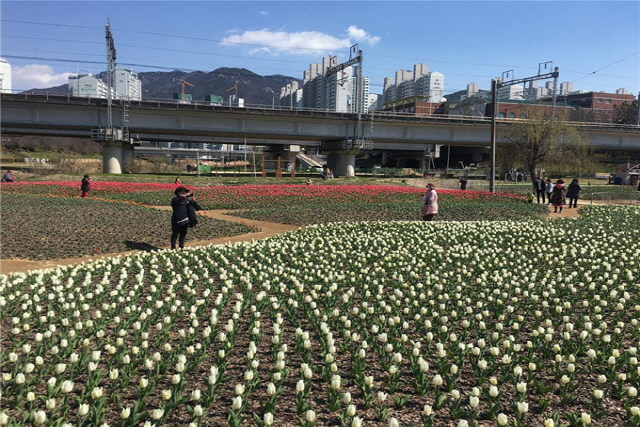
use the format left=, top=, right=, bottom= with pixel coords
left=171, top=186, right=202, bottom=250
left=459, top=177, right=468, bottom=190
left=80, top=175, right=91, bottom=198
left=533, top=176, right=546, bottom=204
left=566, top=178, right=582, bottom=208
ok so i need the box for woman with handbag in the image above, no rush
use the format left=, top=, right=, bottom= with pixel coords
left=421, top=183, right=438, bottom=221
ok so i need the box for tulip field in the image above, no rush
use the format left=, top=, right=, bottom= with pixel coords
left=2, top=182, right=546, bottom=226
left=0, top=195, right=258, bottom=260
left=1, top=204, right=639, bottom=426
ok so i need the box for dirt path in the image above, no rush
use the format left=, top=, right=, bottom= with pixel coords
left=1, top=210, right=298, bottom=275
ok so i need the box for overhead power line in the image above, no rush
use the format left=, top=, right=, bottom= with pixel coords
left=3, top=35, right=310, bottom=65
left=571, top=51, right=640, bottom=83
left=1, top=19, right=350, bottom=54
left=2, top=55, right=304, bottom=79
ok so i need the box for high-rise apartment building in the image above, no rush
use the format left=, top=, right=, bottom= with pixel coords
left=367, top=93, right=382, bottom=112
left=0, top=58, right=12, bottom=94
left=559, top=82, right=573, bottom=96
left=616, top=88, right=629, bottom=95
left=383, top=77, right=395, bottom=104
left=352, top=76, right=370, bottom=113
left=545, top=81, right=555, bottom=93
left=289, top=55, right=368, bottom=113
left=68, top=73, right=113, bottom=98
left=114, top=69, right=142, bottom=100
left=466, top=82, right=479, bottom=98
left=498, top=84, right=525, bottom=100
left=381, top=64, right=445, bottom=106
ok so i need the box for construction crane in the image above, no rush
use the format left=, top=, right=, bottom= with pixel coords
left=226, top=81, right=238, bottom=97
left=178, top=77, right=194, bottom=100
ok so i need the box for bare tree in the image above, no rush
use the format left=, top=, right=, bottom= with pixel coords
left=502, top=111, right=591, bottom=187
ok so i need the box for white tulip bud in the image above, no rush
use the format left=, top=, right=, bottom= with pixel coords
left=121, top=408, right=131, bottom=419
left=305, top=410, right=316, bottom=422
left=232, top=396, right=243, bottom=410
left=234, top=384, right=245, bottom=396
left=91, top=387, right=103, bottom=399
left=33, top=411, right=47, bottom=425
left=151, top=409, right=164, bottom=420
left=193, top=405, right=203, bottom=417
left=78, top=404, right=90, bottom=417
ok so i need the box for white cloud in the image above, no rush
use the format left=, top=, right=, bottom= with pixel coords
left=13, top=64, right=70, bottom=90
left=220, top=26, right=381, bottom=55
left=259, top=10, right=269, bottom=15
left=346, top=25, right=380, bottom=46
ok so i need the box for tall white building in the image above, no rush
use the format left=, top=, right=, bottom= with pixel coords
left=367, top=93, right=382, bottom=112
left=293, top=55, right=368, bottom=113
left=498, top=84, right=525, bottom=100
left=467, top=82, right=479, bottom=98
left=382, top=64, right=445, bottom=105
left=559, top=81, right=573, bottom=95
left=418, top=72, right=444, bottom=102
left=383, top=77, right=395, bottom=103
left=0, top=59, right=12, bottom=94
left=326, top=67, right=353, bottom=113
left=115, top=69, right=142, bottom=100
left=616, top=88, right=629, bottom=95
left=68, top=73, right=113, bottom=98
left=352, top=76, right=370, bottom=113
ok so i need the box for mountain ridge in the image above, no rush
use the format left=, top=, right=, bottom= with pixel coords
left=27, top=67, right=300, bottom=106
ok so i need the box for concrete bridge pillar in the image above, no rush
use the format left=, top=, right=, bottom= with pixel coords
left=327, top=153, right=355, bottom=177
left=102, top=142, right=134, bottom=174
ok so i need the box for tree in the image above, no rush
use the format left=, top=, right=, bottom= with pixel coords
left=501, top=111, right=591, bottom=187
left=611, top=100, right=639, bottom=125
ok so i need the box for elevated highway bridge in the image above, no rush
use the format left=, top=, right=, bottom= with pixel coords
left=2, top=93, right=639, bottom=174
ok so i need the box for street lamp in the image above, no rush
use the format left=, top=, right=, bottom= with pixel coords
left=267, top=88, right=275, bottom=109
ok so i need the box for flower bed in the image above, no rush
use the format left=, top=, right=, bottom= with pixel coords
left=0, top=195, right=259, bottom=260
left=1, top=206, right=638, bottom=426
left=232, top=199, right=547, bottom=225
left=2, top=182, right=525, bottom=210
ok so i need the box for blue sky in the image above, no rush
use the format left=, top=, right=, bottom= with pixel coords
left=2, top=1, right=639, bottom=97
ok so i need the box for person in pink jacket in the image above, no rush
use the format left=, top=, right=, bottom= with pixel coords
left=421, top=183, right=438, bottom=221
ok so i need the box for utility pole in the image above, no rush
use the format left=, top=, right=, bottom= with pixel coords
left=551, top=70, right=559, bottom=117
left=490, top=78, right=498, bottom=193
left=489, top=63, right=559, bottom=192
left=637, top=91, right=640, bottom=126
left=105, top=18, right=116, bottom=141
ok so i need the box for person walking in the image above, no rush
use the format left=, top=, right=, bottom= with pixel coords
left=1, top=170, right=14, bottom=183
left=80, top=174, right=91, bottom=198
left=534, top=176, right=546, bottom=204
left=545, top=178, right=554, bottom=205
left=566, top=178, right=582, bottom=208
left=421, top=183, right=438, bottom=221
left=174, top=177, right=182, bottom=186
left=550, top=179, right=567, bottom=213
left=171, top=186, right=202, bottom=250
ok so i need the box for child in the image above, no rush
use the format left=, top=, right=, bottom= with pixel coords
left=526, top=191, right=535, bottom=203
